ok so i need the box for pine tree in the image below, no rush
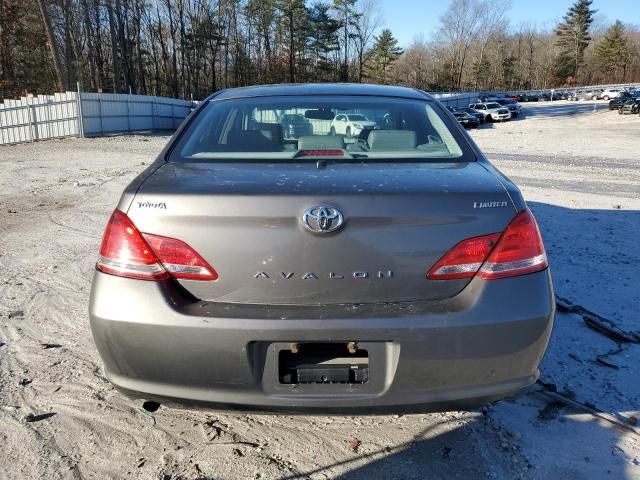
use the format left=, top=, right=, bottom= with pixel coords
left=595, top=20, right=629, bottom=82
left=277, top=0, right=307, bottom=83
left=307, top=2, right=340, bottom=81
left=367, top=28, right=402, bottom=84
left=472, top=54, right=491, bottom=90
left=554, top=0, right=596, bottom=84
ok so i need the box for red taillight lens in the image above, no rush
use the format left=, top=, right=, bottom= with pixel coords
left=477, top=209, right=548, bottom=279
left=96, top=210, right=217, bottom=281
left=143, top=233, right=218, bottom=281
left=427, top=209, right=548, bottom=281
left=427, top=233, right=501, bottom=280
left=97, top=210, right=168, bottom=280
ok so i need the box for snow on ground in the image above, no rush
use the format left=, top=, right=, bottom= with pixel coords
left=469, top=102, right=640, bottom=479
left=0, top=100, right=638, bottom=479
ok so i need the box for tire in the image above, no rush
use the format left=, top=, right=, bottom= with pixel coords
left=619, top=109, right=623, bottom=115
left=345, top=126, right=351, bottom=138
left=329, top=126, right=336, bottom=136
left=603, top=96, right=609, bottom=101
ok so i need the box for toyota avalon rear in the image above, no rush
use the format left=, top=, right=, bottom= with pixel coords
left=89, top=84, right=554, bottom=412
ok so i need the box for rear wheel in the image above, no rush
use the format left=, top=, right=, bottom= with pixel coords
left=345, top=126, right=352, bottom=138
left=603, top=96, right=609, bottom=100
left=329, top=126, right=336, bottom=136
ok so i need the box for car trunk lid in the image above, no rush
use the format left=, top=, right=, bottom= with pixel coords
left=127, top=161, right=516, bottom=305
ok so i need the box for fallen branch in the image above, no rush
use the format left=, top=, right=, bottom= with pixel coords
left=555, top=295, right=640, bottom=343
left=595, top=344, right=627, bottom=369
left=536, top=382, right=639, bottom=436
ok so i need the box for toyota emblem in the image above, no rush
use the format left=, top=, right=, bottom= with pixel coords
left=302, top=205, right=344, bottom=234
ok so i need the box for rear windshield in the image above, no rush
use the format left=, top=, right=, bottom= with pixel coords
left=485, top=102, right=502, bottom=109
left=170, top=95, right=468, bottom=163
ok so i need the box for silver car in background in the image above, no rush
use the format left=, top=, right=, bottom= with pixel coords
left=468, top=102, right=512, bottom=122
left=89, top=84, right=554, bottom=412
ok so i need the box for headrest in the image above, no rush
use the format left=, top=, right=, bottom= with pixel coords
left=252, top=122, right=284, bottom=145
left=368, top=130, right=417, bottom=150
left=227, top=129, right=278, bottom=151
left=298, top=135, right=345, bottom=151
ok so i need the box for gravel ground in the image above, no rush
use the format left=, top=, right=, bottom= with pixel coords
left=0, top=101, right=639, bottom=479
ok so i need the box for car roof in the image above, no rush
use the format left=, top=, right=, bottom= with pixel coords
left=208, top=83, right=433, bottom=101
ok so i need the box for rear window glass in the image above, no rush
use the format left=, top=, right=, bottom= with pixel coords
left=170, top=95, right=468, bottom=163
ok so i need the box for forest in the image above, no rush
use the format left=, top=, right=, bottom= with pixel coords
left=0, top=0, right=639, bottom=100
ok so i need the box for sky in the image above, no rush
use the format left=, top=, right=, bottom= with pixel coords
left=378, top=0, right=640, bottom=47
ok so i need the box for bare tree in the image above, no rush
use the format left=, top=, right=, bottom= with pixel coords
left=437, top=0, right=509, bottom=90
left=5, top=0, right=640, bottom=102
left=353, top=0, right=381, bottom=82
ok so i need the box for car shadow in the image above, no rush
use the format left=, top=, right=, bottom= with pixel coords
left=477, top=121, right=495, bottom=129
left=277, top=202, right=639, bottom=480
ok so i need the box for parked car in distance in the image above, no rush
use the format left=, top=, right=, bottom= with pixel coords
left=330, top=113, right=376, bottom=138
left=88, top=83, right=554, bottom=412
left=479, top=94, right=501, bottom=102
left=280, top=113, right=313, bottom=138
left=608, top=91, right=633, bottom=110
left=572, top=89, right=597, bottom=101
left=452, top=110, right=480, bottom=128
left=516, top=92, right=539, bottom=102
left=468, top=102, right=511, bottom=121
left=599, top=88, right=623, bottom=100
left=495, top=99, right=521, bottom=118
left=618, top=98, right=640, bottom=115
left=457, top=107, right=486, bottom=124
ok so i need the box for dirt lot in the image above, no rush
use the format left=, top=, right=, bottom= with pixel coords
left=1, top=101, right=639, bottom=479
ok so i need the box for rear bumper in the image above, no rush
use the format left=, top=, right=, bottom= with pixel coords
left=89, top=270, right=554, bottom=412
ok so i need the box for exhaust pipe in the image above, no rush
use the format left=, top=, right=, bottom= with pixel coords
left=142, top=400, right=160, bottom=413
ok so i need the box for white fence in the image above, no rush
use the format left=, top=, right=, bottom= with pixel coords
left=0, top=92, right=80, bottom=144
left=0, top=92, right=194, bottom=146
left=0, top=89, right=499, bottom=146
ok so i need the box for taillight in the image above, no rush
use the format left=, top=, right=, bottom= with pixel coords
left=96, top=210, right=217, bottom=281
left=427, top=233, right=501, bottom=280
left=142, top=233, right=218, bottom=281
left=427, top=209, right=548, bottom=281
left=97, top=210, right=168, bottom=280
left=477, top=210, right=548, bottom=279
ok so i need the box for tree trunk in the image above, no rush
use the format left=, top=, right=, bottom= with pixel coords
left=36, top=0, right=65, bottom=92
left=133, top=0, right=146, bottom=94
left=81, top=0, right=100, bottom=90
left=62, top=0, right=74, bottom=89
left=106, top=0, right=122, bottom=92
left=288, top=8, right=295, bottom=82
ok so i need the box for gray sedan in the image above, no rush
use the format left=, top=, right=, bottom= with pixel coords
left=89, top=83, right=554, bottom=412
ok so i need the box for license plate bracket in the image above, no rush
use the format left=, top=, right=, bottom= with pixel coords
left=278, top=342, right=369, bottom=385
